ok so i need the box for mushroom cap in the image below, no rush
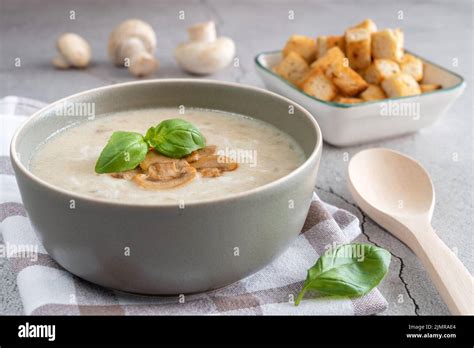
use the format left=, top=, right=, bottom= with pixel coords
left=175, top=37, right=235, bottom=75
left=108, top=19, right=157, bottom=65
left=56, top=33, right=91, bottom=68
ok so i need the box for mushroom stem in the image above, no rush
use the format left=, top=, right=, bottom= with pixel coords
left=118, top=37, right=147, bottom=62
left=52, top=55, right=70, bottom=69
left=118, top=37, right=158, bottom=77
left=187, top=21, right=216, bottom=43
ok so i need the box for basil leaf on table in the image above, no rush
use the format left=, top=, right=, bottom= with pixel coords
left=145, top=118, right=206, bottom=158
left=94, top=131, right=148, bottom=173
left=295, top=243, right=391, bottom=305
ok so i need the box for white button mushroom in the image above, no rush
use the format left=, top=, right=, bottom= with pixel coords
left=52, top=33, right=91, bottom=69
left=175, top=21, right=235, bottom=75
left=108, top=19, right=159, bottom=77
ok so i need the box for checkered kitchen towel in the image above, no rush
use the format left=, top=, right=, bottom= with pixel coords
left=0, top=96, right=388, bottom=315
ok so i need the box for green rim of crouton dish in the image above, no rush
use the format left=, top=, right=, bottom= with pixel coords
left=255, top=50, right=465, bottom=109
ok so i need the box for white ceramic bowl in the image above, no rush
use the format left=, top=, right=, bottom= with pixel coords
left=255, top=51, right=465, bottom=146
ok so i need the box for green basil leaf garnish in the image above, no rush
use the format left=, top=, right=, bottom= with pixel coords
left=95, top=131, right=148, bottom=173
left=295, top=243, right=391, bottom=305
left=144, top=119, right=206, bottom=158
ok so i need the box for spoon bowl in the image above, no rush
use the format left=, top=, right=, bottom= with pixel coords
left=348, top=148, right=473, bottom=315
left=349, top=148, right=434, bottom=216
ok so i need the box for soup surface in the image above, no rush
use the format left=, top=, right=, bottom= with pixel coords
left=30, top=108, right=306, bottom=204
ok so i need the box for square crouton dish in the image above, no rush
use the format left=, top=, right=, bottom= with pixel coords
left=371, top=29, right=404, bottom=62
left=301, top=71, right=338, bottom=101
left=345, top=28, right=372, bottom=70
left=400, top=54, right=424, bottom=82
left=381, top=73, right=421, bottom=97
left=273, top=51, right=309, bottom=85
left=334, top=96, right=364, bottom=104
left=256, top=16, right=458, bottom=129
left=316, top=35, right=346, bottom=59
left=364, top=59, right=400, bottom=84
left=282, top=35, right=317, bottom=63
left=256, top=48, right=464, bottom=146
left=420, top=83, right=442, bottom=93
left=360, top=84, right=387, bottom=101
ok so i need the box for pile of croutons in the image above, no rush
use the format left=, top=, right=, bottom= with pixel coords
left=273, top=19, right=441, bottom=104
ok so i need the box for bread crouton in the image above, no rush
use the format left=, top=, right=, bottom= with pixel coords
left=420, top=84, right=442, bottom=93
left=381, top=73, right=421, bottom=97
left=360, top=84, right=387, bottom=101
left=400, top=54, right=423, bottom=81
left=334, top=96, right=364, bottom=104
left=354, top=66, right=369, bottom=78
left=345, top=28, right=371, bottom=70
left=351, top=19, right=378, bottom=34
left=325, top=63, right=368, bottom=96
left=310, top=46, right=345, bottom=73
left=364, top=59, right=400, bottom=84
left=301, top=71, right=338, bottom=101
left=274, top=52, right=309, bottom=85
left=316, top=35, right=345, bottom=59
left=282, top=35, right=317, bottom=63
left=371, top=29, right=404, bottom=62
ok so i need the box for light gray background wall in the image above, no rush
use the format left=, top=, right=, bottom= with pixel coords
left=1, top=0, right=472, bottom=315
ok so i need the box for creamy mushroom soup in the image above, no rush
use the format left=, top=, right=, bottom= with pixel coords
left=30, top=108, right=306, bottom=204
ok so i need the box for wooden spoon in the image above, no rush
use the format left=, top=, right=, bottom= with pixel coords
left=348, top=148, right=473, bottom=315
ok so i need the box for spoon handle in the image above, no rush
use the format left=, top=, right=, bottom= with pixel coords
left=413, top=223, right=473, bottom=315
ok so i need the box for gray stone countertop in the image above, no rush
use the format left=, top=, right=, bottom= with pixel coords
left=1, top=0, right=472, bottom=315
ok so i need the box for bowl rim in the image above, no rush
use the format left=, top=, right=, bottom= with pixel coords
left=10, top=78, right=323, bottom=208
left=255, top=49, right=466, bottom=108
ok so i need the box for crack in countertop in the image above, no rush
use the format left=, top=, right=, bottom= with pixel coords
left=316, top=184, right=421, bottom=315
